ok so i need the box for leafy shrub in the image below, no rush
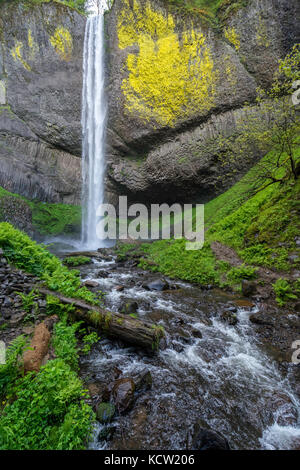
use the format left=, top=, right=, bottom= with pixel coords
left=0, top=359, right=94, bottom=450
left=63, top=256, right=91, bottom=267
left=17, top=289, right=38, bottom=313
left=52, top=319, right=81, bottom=370
left=0, top=223, right=100, bottom=305
left=272, top=278, right=297, bottom=306
left=0, top=336, right=28, bottom=399
left=227, top=264, right=257, bottom=283
left=81, top=332, right=99, bottom=355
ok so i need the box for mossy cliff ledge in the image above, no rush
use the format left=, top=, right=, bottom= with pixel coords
left=105, top=0, right=299, bottom=204
left=0, top=1, right=85, bottom=203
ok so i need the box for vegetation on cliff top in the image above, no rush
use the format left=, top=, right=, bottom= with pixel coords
left=164, top=0, right=248, bottom=23
left=0, top=186, right=81, bottom=236
left=0, top=0, right=86, bottom=14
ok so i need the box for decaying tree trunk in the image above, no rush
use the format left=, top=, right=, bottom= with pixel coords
left=23, top=316, right=59, bottom=373
left=39, top=288, right=166, bottom=352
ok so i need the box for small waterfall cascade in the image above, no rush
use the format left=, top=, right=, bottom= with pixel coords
left=81, top=0, right=108, bottom=249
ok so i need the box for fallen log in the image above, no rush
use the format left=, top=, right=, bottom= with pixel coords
left=39, top=288, right=166, bottom=352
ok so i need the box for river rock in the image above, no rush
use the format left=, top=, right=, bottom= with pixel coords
left=144, top=280, right=169, bottom=291
left=191, top=427, right=230, bottom=450
left=133, top=369, right=152, bottom=392
left=112, top=378, right=136, bottom=413
left=83, top=280, right=100, bottom=288
left=191, top=329, right=203, bottom=339
left=98, top=425, right=116, bottom=441
left=249, top=313, right=274, bottom=326
left=221, top=311, right=238, bottom=326
left=96, top=402, right=116, bottom=424
left=119, top=301, right=138, bottom=314
left=242, top=280, right=257, bottom=297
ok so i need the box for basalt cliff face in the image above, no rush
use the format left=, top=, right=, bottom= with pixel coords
left=0, top=1, right=85, bottom=203
left=105, top=0, right=299, bottom=204
left=0, top=0, right=299, bottom=206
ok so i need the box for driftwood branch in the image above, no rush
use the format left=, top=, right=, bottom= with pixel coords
left=39, top=288, right=166, bottom=352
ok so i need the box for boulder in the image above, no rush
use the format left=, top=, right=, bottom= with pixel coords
left=119, top=301, right=139, bottom=314
left=133, top=369, right=152, bottom=392
left=96, top=402, right=116, bottom=424
left=112, top=378, right=136, bottom=413
left=221, top=311, right=238, bottom=326
left=191, top=427, right=230, bottom=450
left=83, top=280, right=100, bottom=288
left=145, top=280, right=169, bottom=291
left=241, top=280, right=257, bottom=297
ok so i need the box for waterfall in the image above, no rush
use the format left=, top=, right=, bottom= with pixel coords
left=81, top=1, right=107, bottom=249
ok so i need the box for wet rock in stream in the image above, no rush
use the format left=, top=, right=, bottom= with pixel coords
left=75, top=253, right=300, bottom=450
left=191, top=427, right=231, bottom=450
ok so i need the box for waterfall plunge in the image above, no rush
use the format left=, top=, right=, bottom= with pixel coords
left=81, top=3, right=107, bottom=249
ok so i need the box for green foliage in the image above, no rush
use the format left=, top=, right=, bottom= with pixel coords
left=272, top=279, right=298, bottom=307
left=31, top=202, right=81, bottom=236
left=63, top=256, right=91, bottom=267
left=0, top=0, right=87, bottom=14
left=139, top=145, right=300, bottom=286
left=17, top=289, right=38, bottom=313
left=81, top=332, right=99, bottom=355
left=45, top=295, right=75, bottom=317
left=226, top=264, right=257, bottom=283
left=52, top=319, right=80, bottom=370
left=0, top=185, right=81, bottom=236
left=216, top=44, right=300, bottom=187
left=0, top=223, right=101, bottom=305
left=0, top=359, right=94, bottom=450
left=164, top=0, right=247, bottom=24
left=139, top=240, right=219, bottom=285
left=0, top=335, right=28, bottom=399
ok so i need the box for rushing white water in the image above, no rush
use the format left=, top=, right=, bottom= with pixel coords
left=81, top=2, right=107, bottom=249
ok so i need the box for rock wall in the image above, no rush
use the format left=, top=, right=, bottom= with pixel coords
left=105, top=0, right=300, bottom=204
left=0, top=0, right=299, bottom=206
left=0, top=1, right=85, bottom=203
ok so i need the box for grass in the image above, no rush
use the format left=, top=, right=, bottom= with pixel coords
left=118, top=144, right=300, bottom=288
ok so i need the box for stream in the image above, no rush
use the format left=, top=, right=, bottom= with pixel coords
left=64, top=252, right=300, bottom=451
left=44, top=237, right=300, bottom=451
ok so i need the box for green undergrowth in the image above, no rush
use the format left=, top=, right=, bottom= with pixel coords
left=164, top=0, right=248, bottom=24
left=118, top=145, right=300, bottom=290
left=0, top=0, right=86, bottom=15
left=0, top=186, right=81, bottom=236
left=63, top=256, right=91, bottom=267
left=0, top=315, right=95, bottom=450
left=0, top=222, right=101, bottom=305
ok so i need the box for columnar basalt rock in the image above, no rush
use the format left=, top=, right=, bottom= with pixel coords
left=0, top=0, right=299, bottom=206
left=0, top=1, right=85, bottom=203
left=104, top=0, right=300, bottom=204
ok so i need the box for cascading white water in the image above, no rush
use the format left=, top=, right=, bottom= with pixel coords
left=81, top=1, right=107, bottom=249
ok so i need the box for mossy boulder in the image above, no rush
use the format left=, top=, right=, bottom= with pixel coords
left=96, top=402, right=116, bottom=424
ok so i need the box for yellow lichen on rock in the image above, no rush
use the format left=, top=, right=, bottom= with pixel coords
left=49, top=26, right=73, bottom=61
left=11, top=40, right=31, bottom=71
left=256, top=15, right=270, bottom=48
left=224, top=27, right=240, bottom=51
left=118, top=0, right=216, bottom=127
left=28, top=29, right=39, bottom=60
